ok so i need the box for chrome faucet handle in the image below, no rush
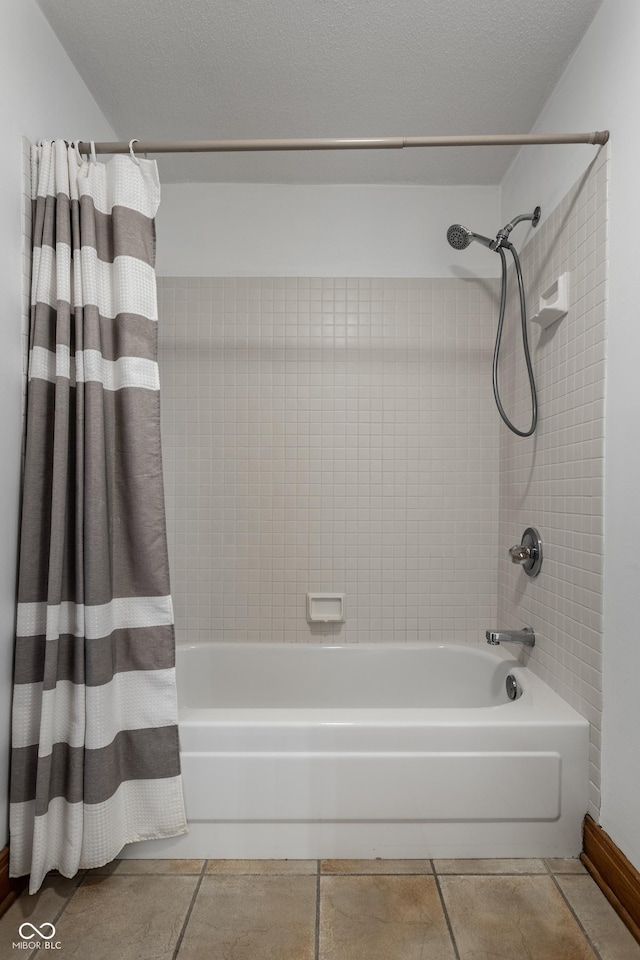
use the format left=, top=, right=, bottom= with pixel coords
left=508, top=527, right=543, bottom=577
left=510, top=543, right=532, bottom=563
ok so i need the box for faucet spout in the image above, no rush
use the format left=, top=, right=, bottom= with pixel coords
left=486, top=627, right=535, bottom=647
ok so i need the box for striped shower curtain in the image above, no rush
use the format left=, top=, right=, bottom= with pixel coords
left=10, top=141, right=187, bottom=894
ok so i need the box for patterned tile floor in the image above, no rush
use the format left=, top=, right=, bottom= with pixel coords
left=1, top=858, right=639, bottom=960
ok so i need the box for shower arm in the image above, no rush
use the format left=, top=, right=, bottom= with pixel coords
left=74, top=132, right=610, bottom=156
left=495, top=207, right=541, bottom=246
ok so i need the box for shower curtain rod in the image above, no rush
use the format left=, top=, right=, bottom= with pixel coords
left=77, top=131, right=610, bottom=155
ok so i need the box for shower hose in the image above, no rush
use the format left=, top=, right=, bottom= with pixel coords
left=493, top=241, right=537, bottom=437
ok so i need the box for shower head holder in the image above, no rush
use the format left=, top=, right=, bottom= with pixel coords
left=495, top=207, right=541, bottom=246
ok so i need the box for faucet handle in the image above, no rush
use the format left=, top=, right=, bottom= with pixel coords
left=510, top=543, right=532, bottom=564
left=508, top=527, right=543, bottom=577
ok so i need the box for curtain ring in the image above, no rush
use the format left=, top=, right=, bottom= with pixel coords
left=90, top=141, right=97, bottom=164
left=129, top=139, right=141, bottom=165
left=73, top=140, right=84, bottom=165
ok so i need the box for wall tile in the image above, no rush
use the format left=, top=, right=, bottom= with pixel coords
left=158, top=276, right=501, bottom=644
left=497, top=148, right=608, bottom=819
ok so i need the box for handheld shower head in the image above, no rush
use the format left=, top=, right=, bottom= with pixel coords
left=447, top=224, right=495, bottom=250
left=446, top=207, right=541, bottom=438
left=446, top=224, right=473, bottom=250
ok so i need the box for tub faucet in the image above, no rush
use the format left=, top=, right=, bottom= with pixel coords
left=486, top=627, right=535, bottom=647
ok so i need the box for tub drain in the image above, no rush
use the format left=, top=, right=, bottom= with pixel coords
left=506, top=675, right=519, bottom=700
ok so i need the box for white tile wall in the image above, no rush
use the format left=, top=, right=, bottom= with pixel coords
left=497, top=147, right=608, bottom=818
left=158, top=277, right=501, bottom=644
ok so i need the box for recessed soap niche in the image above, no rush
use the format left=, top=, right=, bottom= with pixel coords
left=307, top=593, right=346, bottom=623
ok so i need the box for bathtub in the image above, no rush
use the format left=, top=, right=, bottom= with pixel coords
left=122, top=642, right=589, bottom=860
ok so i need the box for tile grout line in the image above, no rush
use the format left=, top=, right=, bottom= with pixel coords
left=432, top=862, right=462, bottom=960
left=88, top=870, right=211, bottom=877
left=430, top=870, right=549, bottom=877
left=171, top=859, right=208, bottom=960
left=322, top=871, right=437, bottom=877
left=544, top=862, right=603, bottom=960
left=314, top=860, right=321, bottom=960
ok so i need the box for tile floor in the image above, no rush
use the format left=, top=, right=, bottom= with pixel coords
left=1, top=858, right=639, bottom=960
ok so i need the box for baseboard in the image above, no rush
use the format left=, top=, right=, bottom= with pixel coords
left=582, top=815, right=640, bottom=944
left=0, top=845, right=27, bottom=919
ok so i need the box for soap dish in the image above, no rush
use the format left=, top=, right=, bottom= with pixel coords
left=306, top=593, right=345, bottom=623
left=530, top=273, right=570, bottom=329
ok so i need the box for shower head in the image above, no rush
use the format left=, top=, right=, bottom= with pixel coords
left=447, top=224, right=472, bottom=250
left=447, top=224, right=495, bottom=251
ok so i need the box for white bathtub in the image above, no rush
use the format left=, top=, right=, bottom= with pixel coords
left=122, top=642, right=589, bottom=860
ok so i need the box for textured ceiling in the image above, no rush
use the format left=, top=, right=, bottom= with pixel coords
left=37, top=0, right=603, bottom=184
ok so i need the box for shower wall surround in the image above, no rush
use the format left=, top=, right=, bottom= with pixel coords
left=156, top=155, right=607, bottom=809
left=157, top=277, right=500, bottom=644
left=497, top=147, right=608, bottom=818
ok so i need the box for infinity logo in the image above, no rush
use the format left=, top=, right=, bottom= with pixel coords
left=18, top=922, right=56, bottom=940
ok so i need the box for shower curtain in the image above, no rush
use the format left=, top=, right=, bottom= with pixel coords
left=9, top=141, right=187, bottom=894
